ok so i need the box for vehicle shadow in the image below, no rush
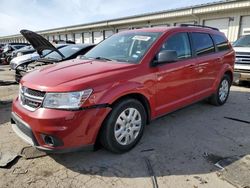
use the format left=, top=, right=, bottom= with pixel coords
left=51, top=89, right=250, bottom=179
left=0, top=100, right=12, bottom=125
left=233, top=81, right=250, bottom=88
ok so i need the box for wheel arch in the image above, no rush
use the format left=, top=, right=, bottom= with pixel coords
left=224, top=70, right=233, bottom=84
left=94, top=92, right=152, bottom=150
left=212, top=65, right=234, bottom=92
left=109, top=93, right=151, bottom=124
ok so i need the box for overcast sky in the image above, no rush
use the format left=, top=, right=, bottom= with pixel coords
left=0, top=0, right=219, bottom=36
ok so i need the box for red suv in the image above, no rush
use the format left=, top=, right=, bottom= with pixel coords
left=11, top=25, right=235, bottom=153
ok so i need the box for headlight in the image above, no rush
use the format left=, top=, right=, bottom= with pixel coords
left=17, top=52, right=23, bottom=57
left=42, top=89, right=93, bottom=110
left=18, top=84, right=23, bottom=101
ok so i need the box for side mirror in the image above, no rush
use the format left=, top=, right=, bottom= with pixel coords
left=76, top=55, right=82, bottom=59
left=156, top=50, right=177, bottom=64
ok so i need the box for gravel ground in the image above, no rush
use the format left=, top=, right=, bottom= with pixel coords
left=0, top=65, right=250, bottom=188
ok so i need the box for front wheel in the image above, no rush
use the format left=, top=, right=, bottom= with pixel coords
left=100, top=98, right=146, bottom=153
left=209, top=74, right=231, bottom=106
left=6, top=56, right=12, bottom=64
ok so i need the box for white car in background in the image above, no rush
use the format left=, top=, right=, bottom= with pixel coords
left=10, top=44, right=67, bottom=70
left=233, top=35, right=250, bottom=83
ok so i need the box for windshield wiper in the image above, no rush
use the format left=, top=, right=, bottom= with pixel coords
left=94, top=57, right=113, bottom=61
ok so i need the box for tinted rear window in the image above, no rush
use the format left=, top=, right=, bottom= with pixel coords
left=191, top=33, right=215, bottom=56
left=212, top=34, right=230, bottom=51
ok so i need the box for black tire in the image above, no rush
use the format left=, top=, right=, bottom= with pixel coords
left=15, top=70, right=21, bottom=83
left=209, top=74, right=231, bottom=106
left=6, top=56, right=11, bottom=64
left=100, top=98, right=146, bottom=153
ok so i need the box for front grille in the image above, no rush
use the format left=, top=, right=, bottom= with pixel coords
left=20, top=86, right=45, bottom=111
left=235, top=52, right=250, bottom=65
left=236, top=52, right=250, bottom=56
left=234, top=69, right=250, bottom=74
left=26, top=88, right=45, bottom=98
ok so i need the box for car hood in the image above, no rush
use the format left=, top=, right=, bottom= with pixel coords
left=17, top=49, right=35, bottom=53
left=21, top=59, right=137, bottom=91
left=20, top=29, right=64, bottom=58
left=10, top=53, right=40, bottom=69
left=233, top=47, right=250, bottom=53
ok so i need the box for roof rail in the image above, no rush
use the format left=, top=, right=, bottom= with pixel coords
left=179, top=24, right=219, bottom=31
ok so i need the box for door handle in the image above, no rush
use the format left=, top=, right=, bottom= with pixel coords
left=187, top=63, right=195, bottom=68
left=216, top=57, right=223, bottom=63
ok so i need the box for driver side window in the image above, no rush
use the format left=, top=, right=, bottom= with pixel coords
left=160, top=32, right=191, bottom=60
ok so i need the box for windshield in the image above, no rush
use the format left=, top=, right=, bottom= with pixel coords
left=44, top=45, right=80, bottom=60
left=13, top=45, right=26, bottom=50
left=33, top=45, right=66, bottom=57
left=32, top=50, right=50, bottom=56
left=83, top=32, right=162, bottom=63
left=18, top=45, right=34, bottom=51
left=233, top=35, right=250, bottom=47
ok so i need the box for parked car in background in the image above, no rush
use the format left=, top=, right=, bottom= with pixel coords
left=233, top=35, right=250, bottom=83
left=1, top=43, right=29, bottom=64
left=14, top=29, right=94, bottom=82
left=52, top=39, right=75, bottom=44
left=10, top=44, right=68, bottom=75
left=15, top=44, right=95, bottom=81
left=0, top=44, right=4, bottom=55
left=0, top=44, right=4, bottom=64
left=11, top=45, right=36, bottom=59
left=11, top=25, right=235, bottom=153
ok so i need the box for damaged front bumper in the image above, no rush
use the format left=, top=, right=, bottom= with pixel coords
left=11, top=97, right=112, bottom=153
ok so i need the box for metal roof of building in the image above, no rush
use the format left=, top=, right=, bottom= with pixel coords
left=29, top=0, right=237, bottom=33
left=0, top=0, right=247, bottom=39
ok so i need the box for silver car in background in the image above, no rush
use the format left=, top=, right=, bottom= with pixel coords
left=10, top=44, right=67, bottom=70
left=233, top=35, right=250, bottom=83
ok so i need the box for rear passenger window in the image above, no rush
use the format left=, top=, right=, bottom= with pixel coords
left=191, top=33, right=215, bottom=56
left=161, top=33, right=191, bottom=60
left=212, top=34, right=230, bottom=51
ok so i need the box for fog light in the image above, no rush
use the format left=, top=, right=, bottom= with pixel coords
left=41, top=134, right=63, bottom=147
left=44, top=135, right=54, bottom=146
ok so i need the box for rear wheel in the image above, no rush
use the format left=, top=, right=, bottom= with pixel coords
left=100, top=98, right=146, bottom=153
left=209, top=74, right=231, bottom=106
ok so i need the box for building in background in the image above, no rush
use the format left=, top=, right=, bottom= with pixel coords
left=0, top=0, right=250, bottom=44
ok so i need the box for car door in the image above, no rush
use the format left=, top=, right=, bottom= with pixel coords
left=190, top=32, right=218, bottom=94
left=154, top=32, right=197, bottom=116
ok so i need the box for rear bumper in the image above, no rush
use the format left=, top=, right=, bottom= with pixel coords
left=11, top=97, right=112, bottom=153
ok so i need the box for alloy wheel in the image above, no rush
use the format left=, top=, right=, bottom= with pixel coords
left=114, top=108, right=142, bottom=145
